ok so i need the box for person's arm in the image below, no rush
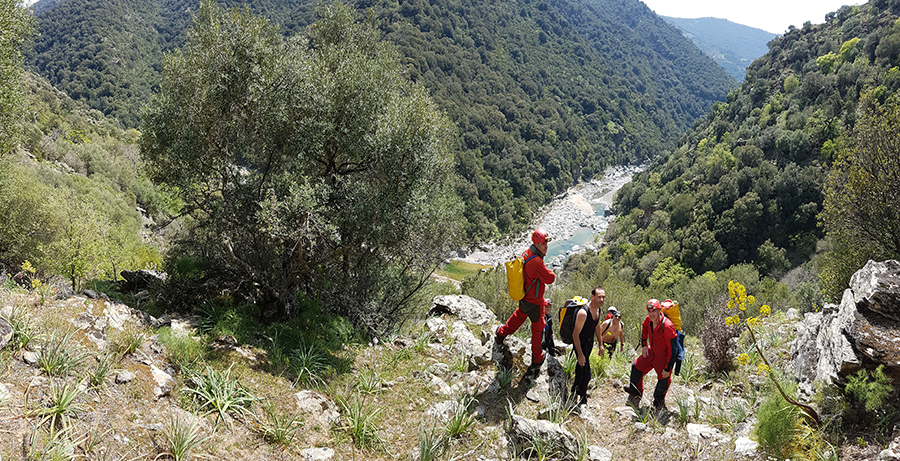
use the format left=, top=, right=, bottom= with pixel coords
left=594, top=320, right=605, bottom=354
left=618, top=320, right=625, bottom=352
left=641, top=317, right=650, bottom=357
left=662, top=321, right=677, bottom=378
left=573, top=310, right=587, bottom=366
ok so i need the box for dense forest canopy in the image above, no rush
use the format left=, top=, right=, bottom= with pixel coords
left=606, top=0, right=900, bottom=299
left=26, top=0, right=736, bottom=241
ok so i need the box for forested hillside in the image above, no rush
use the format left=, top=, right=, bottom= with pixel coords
left=27, top=0, right=736, bottom=240
left=663, top=16, right=777, bottom=81
left=606, top=0, right=900, bottom=298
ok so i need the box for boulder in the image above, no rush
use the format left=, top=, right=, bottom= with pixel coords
left=449, top=321, right=491, bottom=369
left=293, top=390, right=340, bottom=427
left=851, top=260, right=900, bottom=322
left=0, top=316, right=12, bottom=350
left=790, top=260, right=900, bottom=386
left=119, top=269, right=167, bottom=291
left=430, top=295, right=497, bottom=326
left=509, top=415, right=579, bottom=458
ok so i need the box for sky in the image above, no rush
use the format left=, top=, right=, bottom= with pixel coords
left=640, top=0, right=864, bottom=34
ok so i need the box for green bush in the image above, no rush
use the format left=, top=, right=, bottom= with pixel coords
left=755, top=393, right=800, bottom=459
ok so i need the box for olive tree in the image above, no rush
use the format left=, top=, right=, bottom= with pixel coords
left=141, top=1, right=462, bottom=335
left=821, top=94, right=900, bottom=299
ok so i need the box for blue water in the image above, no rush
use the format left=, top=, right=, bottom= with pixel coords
left=545, top=226, right=598, bottom=260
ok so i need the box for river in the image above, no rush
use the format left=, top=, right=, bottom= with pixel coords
left=455, top=164, right=646, bottom=268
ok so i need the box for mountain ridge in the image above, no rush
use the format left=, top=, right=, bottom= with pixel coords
left=662, top=16, right=778, bottom=81
left=26, top=0, right=736, bottom=239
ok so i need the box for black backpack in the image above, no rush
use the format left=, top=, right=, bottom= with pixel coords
left=558, top=297, right=588, bottom=344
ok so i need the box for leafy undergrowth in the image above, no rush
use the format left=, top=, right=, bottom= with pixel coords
left=0, top=286, right=887, bottom=460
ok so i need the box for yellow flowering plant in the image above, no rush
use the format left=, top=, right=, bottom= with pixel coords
left=727, top=280, right=820, bottom=427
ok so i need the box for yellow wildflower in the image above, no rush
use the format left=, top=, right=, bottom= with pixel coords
left=738, top=353, right=750, bottom=365
left=760, top=305, right=771, bottom=317
left=757, top=363, right=771, bottom=376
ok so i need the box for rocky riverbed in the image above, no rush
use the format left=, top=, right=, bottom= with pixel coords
left=455, top=164, right=646, bottom=268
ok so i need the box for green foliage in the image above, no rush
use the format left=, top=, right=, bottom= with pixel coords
left=253, top=401, right=303, bottom=446
left=28, top=0, right=734, bottom=243
left=843, top=365, right=899, bottom=435
left=821, top=95, right=900, bottom=300
left=0, top=0, right=34, bottom=155
left=142, top=1, right=463, bottom=336
left=183, top=364, right=257, bottom=429
left=38, top=329, right=88, bottom=377
left=338, top=393, right=383, bottom=451
left=162, top=415, right=207, bottom=461
left=845, top=366, right=892, bottom=412
left=605, top=2, right=900, bottom=281
left=755, top=393, right=800, bottom=459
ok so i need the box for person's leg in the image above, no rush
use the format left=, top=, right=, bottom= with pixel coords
left=652, top=363, right=672, bottom=408
left=496, top=307, right=527, bottom=338
left=627, top=355, right=651, bottom=406
left=604, top=340, right=616, bottom=358
left=529, top=312, right=546, bottom=365
left=573, top=360, right=589, bottom=404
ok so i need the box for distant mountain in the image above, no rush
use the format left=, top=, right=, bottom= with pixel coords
left=662, top=16, right=777, bottom=81
left=26, top=0, right=736, bottom=240
left=606, top=1, right=900, bottom=284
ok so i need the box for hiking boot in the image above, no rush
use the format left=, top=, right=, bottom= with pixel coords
left=627, top=394, right=641, bottom=409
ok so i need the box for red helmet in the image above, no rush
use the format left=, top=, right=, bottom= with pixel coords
left=531, top=228, right=552, bottom=244
left=647, top=299, right=661, bottom=311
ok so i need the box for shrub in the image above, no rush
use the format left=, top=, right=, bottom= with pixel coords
left=700, top=294, right=741, bottom=374
left=755, top=393, right=800, bottom=459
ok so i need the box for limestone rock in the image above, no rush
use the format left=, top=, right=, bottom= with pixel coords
left=587, top=445, right=612, bottom=461
left=449, top=321, right=491, bottom=369
left=791, top=260, right=900, bottom=386
left=301, top=447, right=334, bottom=460
left=430, top=295, right=497, bottom=326
left=294, top=390, right=340, bottom=427
left=734, top=436, right=758, bottom=457
left=509, top=415, right=579, bottom=458
left=115, top=370, right=136, bottom=384
left=851, top=260, right=900, bottom=322
left=0, top=316, right=11, bottom=350
left=150, top=365, right=175, bottom=398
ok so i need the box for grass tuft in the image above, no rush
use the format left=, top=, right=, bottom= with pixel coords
left=162, top=415, right=207, bottom=461
left=37, top=329, right=88, bottom=377
left=253, top=401, right=303, bottom=446
left=338, top=393, right=383, bottom=451
left=183, top=364, right=256, bottom=429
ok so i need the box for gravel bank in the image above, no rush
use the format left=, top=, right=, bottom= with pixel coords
left=456, top=164, right=646, bottom=268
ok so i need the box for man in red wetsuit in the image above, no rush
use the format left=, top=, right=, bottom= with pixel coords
left=496, top=228, right=556, bottom=378
left=627, top=298, right=678, bottom=410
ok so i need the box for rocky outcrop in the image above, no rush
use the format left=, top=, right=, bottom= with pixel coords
left=429, top=295, right=496, bottom=326
left=791, top=260, right=900, bottom=387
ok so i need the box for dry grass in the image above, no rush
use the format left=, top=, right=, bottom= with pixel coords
left=0, top=287, right=881, bottom=460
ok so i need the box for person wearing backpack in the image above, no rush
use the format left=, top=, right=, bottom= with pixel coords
left=627, top=299, right=678, bottom=410
left=661, top=299, right=686, bottom=375
left=495, top=228, right=556, bottom=378
left=570, top=286, right=606, bottom=406
left=599, top=306, right=625, bottom=358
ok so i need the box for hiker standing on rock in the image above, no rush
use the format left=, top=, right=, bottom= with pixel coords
left=599, top=306, right=625, bottom=358
left=627, top=299, right=678, bottom=410
left=496, top=228, right=555, bottom=378
left=571, top=287, right=606, bottom=406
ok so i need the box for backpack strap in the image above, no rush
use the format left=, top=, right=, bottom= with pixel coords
left=523, top=254, right=540, bottom=298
